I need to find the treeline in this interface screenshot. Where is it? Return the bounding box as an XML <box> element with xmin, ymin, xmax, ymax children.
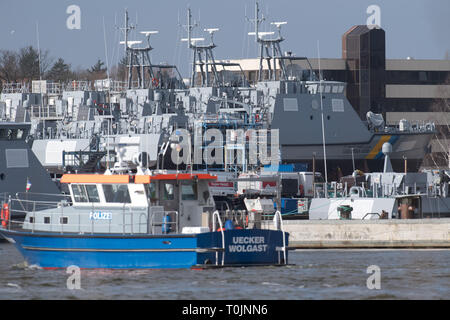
<box><xmin>0</xmin><ymin>46</ymin><xmax>126</xmax><ymax>86</ymax></box>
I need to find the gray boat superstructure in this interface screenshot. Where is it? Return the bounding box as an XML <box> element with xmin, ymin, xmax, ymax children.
<box><xmin>309</xmin><ymin>145</ymin><xmax>450</xmax><ymax>219</ymax></box>
<box><xmin>0</xmin><ymin>10</ymin><xmax>191</xmax><ymax>174</ymax></box>
<box><xmin>239</xmin><ymin>2</ymin><xmax>435</xmax><ymax>176</ymax></box>
<box><xmin>0</xmin><ymin>4</ymin><xmax>437</xmax><ymax>178</ymax></box>
<box><xmin>0</xmin><ymin>122</ymin><xmax>64</xmax><ymax>219</ymax></box>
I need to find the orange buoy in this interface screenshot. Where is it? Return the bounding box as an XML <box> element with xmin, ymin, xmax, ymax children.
<box><xmin>1</xmin><ymin>203</ymin><xmax>10</xmax><ymax>228</ymax></box>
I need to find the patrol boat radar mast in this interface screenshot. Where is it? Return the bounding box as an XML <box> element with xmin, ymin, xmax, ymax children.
<box><xmin>248</xmin><ymin>1</ymin><xmax>315</xmax><ymax>82</ymax></box>
<box><xmin>181</xmin><ymin>8</ymin><xmax>224</xmax><ymax>87</ymax></box>
<box><xmin>119</xmin><ymin>9</ymin><xmax>157</xmax><ymax>89</ymax></box>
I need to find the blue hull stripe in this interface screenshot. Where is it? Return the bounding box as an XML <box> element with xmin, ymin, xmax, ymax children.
<box><xmin>22</xmin><ymin>246</ymin><xmax>214</xmax><ymax>253</ymax></box>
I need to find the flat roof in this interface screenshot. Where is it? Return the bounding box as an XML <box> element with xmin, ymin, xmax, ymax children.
<box><xmin>386</xmin><ymin>59</ymin><xmax>450</xmax><ymax>71</ymax></box>
<box><xmin>221</xmin><ymin>57</ymin><xmax>450</xmax><ymax>72</ymax></box>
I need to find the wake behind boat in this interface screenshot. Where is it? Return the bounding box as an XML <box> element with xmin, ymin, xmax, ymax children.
<box><xmin>0</xmin><ymin>169</ymin><xmax>288</xmax><ymax>269</ymax></box>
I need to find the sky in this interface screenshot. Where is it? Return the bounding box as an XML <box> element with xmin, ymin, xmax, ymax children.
<box><xmin>0</xmin><ymin>0</ymin><xmax>449</xmax><ymax>77</ymax></box>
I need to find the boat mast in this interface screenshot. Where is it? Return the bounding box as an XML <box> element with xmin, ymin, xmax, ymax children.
<box><xmin>119</xmin><ymin>9</ymin><xmax>157</xmax><ymax>89</ymax></box>
<box><xmin>248</xmin><ymin>1</ymin><xmax>287</xmax><ymax>81</ymax></box>
<box><xmin>317</xmin><ymin>41</ymin><xmax>328</xmax><ymax>184</ymax></box>
<box><xmin>182</xmin><ymin>8</ymin><xmax>220</xmax><ymax>87</ymax></box>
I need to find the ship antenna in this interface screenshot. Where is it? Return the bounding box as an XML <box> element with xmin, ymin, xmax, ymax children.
<box><xmin>246</xmin><ymin>1</ymin><xmax>265</xmax><ymax>43</ymax></box>
<box><xmin>36</xmin><ymin>21</ymin><xmax>42</xmax><ymax>82</ymax></box>
<box><xmin>118</xmin><ymin>9</ymin><xmax>135</xmax><ymax>55</ymax></box>
<box><xmin>317</xmin><ymin>40</ymin><xmax>328</xmax><ymax>184</ymax></box>
<box><xmin>36</xmin><ymin>21</ymin><xmax>44</xmax><ymax>137</ymax></box>
<box><xmin>103</xmin><ymin>16</ymin><xmax>112</xmax><ymax>171</ymax></box>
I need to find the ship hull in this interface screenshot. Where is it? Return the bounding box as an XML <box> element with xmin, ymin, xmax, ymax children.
<box><xmin>0</xmin><ymin>229</ymin><xmax>288</xmax><ymax>269</ymax></box>
<box><xmin>280</xmin><ymin>132</ymin><xmax>433</xmax><ymax>176</ymax></box>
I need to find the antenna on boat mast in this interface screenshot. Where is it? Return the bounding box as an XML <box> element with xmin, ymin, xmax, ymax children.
<box><xmin>247</xmin><ymin>1</ymin><xmax>287</xmax><ymax>81</ymax></box>
<box><xmin>246</xmin><ymin>0</ymin><xmax>265</xmax><ymax>43</ymax></box>
<box><xmin>118</xmin><ymin>9</ymin><xmax>135</xmax><ymax>54</ymax></box>
<box><xmin>118</xmin><ymin>9</ymin><xmax>156</xmax><ymax>89</ymax></box>
<box><xmin>317</xmin><ymin>40</ymin><xmax>328</xmax><ymax>184</ymax></box>
<box><xmin>103</xmin><ymin>16</ymin><xmax>112</xmax><ymax>172</ymax></box>
<box><xmin>181</xmin><ymin>7</ymin><xmax>222</xmax><ymax>87</ymax></box>
<box><xmin>35</xmin><ymin>21</ymin><xmax>45</xmax><ymax>137</ymax></box>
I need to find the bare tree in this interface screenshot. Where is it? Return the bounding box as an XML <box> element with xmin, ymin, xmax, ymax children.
<box><xmin>0</xmin><ymin>50</ymin><xmax>20</xmax><ymax>83</ymax></box>
<box><xmin>429</xmin><ymin>68</ymin><xmax>450</xmax><ymax>168</ymax></box>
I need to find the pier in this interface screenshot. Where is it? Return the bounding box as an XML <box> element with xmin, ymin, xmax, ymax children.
<box><xmin>265</xmin><ymin>218</ymin><xmax>450</xmax><ymax>249</ymax></box>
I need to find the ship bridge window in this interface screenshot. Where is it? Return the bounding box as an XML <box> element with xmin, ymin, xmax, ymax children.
<box><xmin>71</xmin><ymin>184</ymin><xmax>88</xmax><ymax>203</ymax></box>
<box><xmin>85</xmin><ymin>185</ymin><xmax>100</xmax><ymax>202</ymax></box>
<box><xmin>181</xmin><ymin>182</ymin><xmax>197</xmax><ymax>201</ymax></box>
<box><xmin>147</xmin><ymin>182</ymin><xmax>157</xmax><ymax>200</ymax></box>
<box><xmin>103</xmin><ymin>184</ymin><xmax>131</xmax><ymax>203</ymax></box>
<box><xmin>16</xmin><ymin>129</ymin><xmax>24</xmax><ymax>140</ymax></box>
<box><xmin>163</xmin><ymin>183</ymin><xmax>175</xmax><ymax>201</ymax></box>
<box><xmin>0</xmin><ymin>129</ymin><xmax>18</xmax><ymax>140</ymax></box>
<box><xmin>283</xmin><ymin>98</ymin><xmax>298</xmax><ymax>111</ymax></box>
<box><xmin>308</xmin><ymin>84</ymin><xmax>318</xmax><ymax>94</ymax></box>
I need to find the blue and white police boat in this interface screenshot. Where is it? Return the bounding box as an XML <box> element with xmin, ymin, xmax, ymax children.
<box><xmin>0</xmin><ymin>171</ymin><xmax>288</xmax><ymax>269</ymax></box>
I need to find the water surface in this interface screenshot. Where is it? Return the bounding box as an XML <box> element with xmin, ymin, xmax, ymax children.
<box><xmin>0</xmin><ymin>242</ymin><xmax>448</xmax><ymax>300</ymax></box>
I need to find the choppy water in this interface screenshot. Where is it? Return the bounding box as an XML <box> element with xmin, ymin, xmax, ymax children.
<box><xmin>0</xmin><ymin>242</ymin><xmax>448</xmax><ymax>300</ymax></box>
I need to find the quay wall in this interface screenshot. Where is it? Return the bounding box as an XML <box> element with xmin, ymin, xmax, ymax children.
<box><xmin>264</xmin><ymin>219</ymin><xmax>450</xmax><ymax>249</ymax></box>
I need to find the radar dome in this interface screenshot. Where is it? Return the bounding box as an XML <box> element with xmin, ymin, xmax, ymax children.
<box><xmin>382</xmin><ymin>142</ymin><xmax>392</xmax><ymax>155</ymax></box>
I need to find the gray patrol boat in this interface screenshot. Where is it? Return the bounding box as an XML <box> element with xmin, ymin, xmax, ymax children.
<box><xmin>0</xmin><ymin>4</ymin><xmax>436</xmax><ymax>179</ymax></box>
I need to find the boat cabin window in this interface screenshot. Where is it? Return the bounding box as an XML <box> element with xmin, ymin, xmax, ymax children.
<box><xmin>85</xmin><ymin>185</ymin><xmax>100</xmax><ymax>202</ymax></box>
<box><xmin>71</xmin><ymin>184</ymin><xmax>100</xmax><ymax>203</ymax></box>
<box><xmin>148</xmin><ymin>182</ymin><xmax>157</xmax><ymax>200</ymax></box>
<box><xmin>0</xmin><ymin>128</ymin><xmax>27</xmax><ymax>140</ymax></box>
<box><xmin>163</xmin><ymin>183</ymin><xmax>175</xmax><ymax>201</ymax></box>
<box><xmin>181</xmin><ymin>182</ymin><xmax>197</xmax><ymax>201</ymax></box>
<box><xmin>71</xmin><ymin>184</ymin><xmax>89</xmax><ymax>203</ymax></box>
<box><xmin>315</xmin><ymin>175</ymin><xmax>325</xmax><ymax>183</ymax></box>
<box><xmin>103</xmin><ymin>184</ymin><xmax>131</xmax><ymax>203</ymax></box>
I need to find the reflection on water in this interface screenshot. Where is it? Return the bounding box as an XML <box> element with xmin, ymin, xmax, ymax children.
<box><xmin>0</xmin><ymin>243</ymin><xmax>448</xmax><ymax>300</ymax></box>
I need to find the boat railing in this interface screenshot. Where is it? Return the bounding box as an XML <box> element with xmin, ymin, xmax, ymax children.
<box><xmin>212</xmin><ymin>210</ymin><xmax>225</xmax><ymax>266</ymax></box>
<box><xmin>30</xmin><ymin>104</ymin><xmax>61</xmax><ymax>120</ymax></box>
<box><xmin>148</xmin><ymin>207</ymin><xmax>179</xmax><ymax>235</ymax></box>
<box><xmin>313</xmin><ymin>182</ymin><xmax>371</xmax><ymax>199</ymax></box>
<box><xmin>273</xmin><ymin>210</ymin><xmax>287</xmax><ymax>264</ymax></box>
<box><xmin>0</xmin><ymin>197</ymin><xmax>181</xmax><ymax>236</ymax></box>
<box><xmin>1</xmin><ymin>196</ymin><xmax>70</xmax><ymax>232</ymax></box>
<box><xmin>1</xmin><ymin>82</ymin><xmax>30</xmax><ymax>93</ymax></box>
